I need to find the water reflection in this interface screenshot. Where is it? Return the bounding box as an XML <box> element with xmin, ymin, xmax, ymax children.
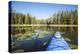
<box><xmin>11</xmin><ymin>26</ymin><xmax>78</xmax><ymax>49</ymax></box>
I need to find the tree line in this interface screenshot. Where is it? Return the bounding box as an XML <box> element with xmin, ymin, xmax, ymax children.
<box><xmin>10</xmin><ymin>9</ymin><xmax>78</xmax><ymax>25</ymax></box>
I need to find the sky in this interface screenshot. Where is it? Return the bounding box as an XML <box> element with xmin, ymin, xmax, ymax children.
<box><xmin>10</xmin><ymin>1</ymin><xmax>78</xmax><ymax>19</ymax></box>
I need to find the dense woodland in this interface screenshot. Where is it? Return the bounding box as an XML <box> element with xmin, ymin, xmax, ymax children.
<box><xmin>10</xmin><ymin>9</ymin><xmax>78</xmax><ymax>25</ymax></box>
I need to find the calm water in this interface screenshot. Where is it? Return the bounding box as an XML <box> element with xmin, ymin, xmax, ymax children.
<box><xmin>11</xmin><ymin>26</ymin><xmax>78</xmax><ymax>50</ymax></box>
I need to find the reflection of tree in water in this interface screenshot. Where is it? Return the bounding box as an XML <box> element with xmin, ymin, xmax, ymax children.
<box><xmin>10</xmin><ymin>9</ymin><xmax>78</xmax><ymax>51</ymax></box>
